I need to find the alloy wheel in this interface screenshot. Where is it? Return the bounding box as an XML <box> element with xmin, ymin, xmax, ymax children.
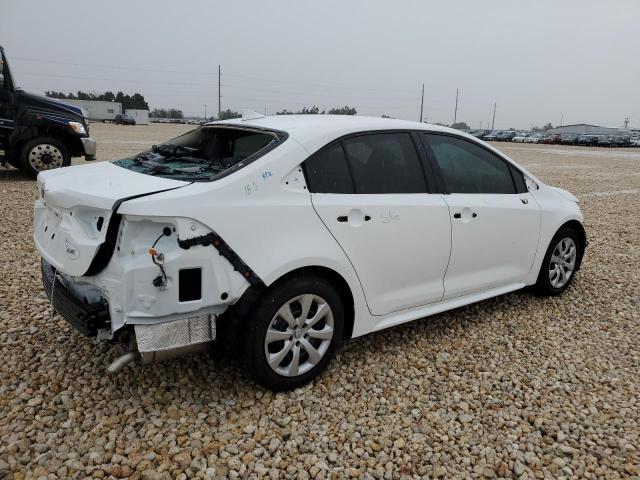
<box><xmin>549</xmin><ymin>237</ymin><xmax>577</xmax><ymax>288</ymax></box>
<box><xmin>264</xmin><ymin>294</ymin><xmax>334</xmax><ymax>377</ymax></box>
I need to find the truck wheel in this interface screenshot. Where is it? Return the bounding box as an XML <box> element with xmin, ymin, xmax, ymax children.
<box><xmin>20</xmin><ymin>137</ymin><xmax>71</xmax><ymax>177</ymax></box>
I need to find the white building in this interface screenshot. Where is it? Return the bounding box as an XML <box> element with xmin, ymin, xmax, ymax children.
<box><xmin>125</xmin><ymin>109</ymin><xmax>150</xmax><ymax>125</ymax></box>
<box><xmin>60</xmin><ymin>99</ymin><xmax>122</xmax><ymax>121</ymax></box>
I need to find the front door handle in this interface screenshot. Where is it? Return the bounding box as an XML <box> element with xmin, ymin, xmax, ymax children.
<box><xmin>337</xmin><ymin>215</ymin><xmax>348</xmax><ymax>222</ymax></box>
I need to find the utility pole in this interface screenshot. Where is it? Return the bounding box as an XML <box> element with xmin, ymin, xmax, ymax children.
<box><xmin>624</xmin><ymin>116</ymin><xmax>630</xmax><ymax>129</ymax></box>
<box><xmin>204</xmin><ymin>104</ymin><xmax>207</xmax><ymax>121</ymax></box>
<box><xmin>560</xmin><ymin>114</ymin><xmax>564</xmax><ymax>126</ymax></box>
<box><xmin>419</xmin><ymin>84</ymin><xmax>424</xmax><ymax>122</ymax></box>
<box><xmin>491</xmin><ymin>102</ymin><xmax>496</xmax><ymax>130</ymax></box>
<box><xmin>453</xmin><ymin>88</ymin><xmax>459</xmax><ymax>126</ymax></box>
<box><xmin>218</xmin><ymin>65</ymin><xmax>221</xmax><ymax>119</ymax></box>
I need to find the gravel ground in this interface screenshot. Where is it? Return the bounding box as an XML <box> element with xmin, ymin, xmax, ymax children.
<box><xmin>1</xmin><ymin>124</ymin><xmax>639</xmax><ymax>479</ymax></box>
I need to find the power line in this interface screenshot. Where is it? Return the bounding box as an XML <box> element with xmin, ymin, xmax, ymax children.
<box><xmin>218</xmin><ymin>94</ymin><xmax>410</xmax><ymax>110</ymax></box>
<box><xmin>18</xmin><ymin>83</ymin><xmax>411</xmax><ymax>110</ymax></box>
<box><xmin>17</xmin><ymin>72</ymin><xmax>418</xmax><ymax>103</ymax></box>
<box><xmin>221</xmin><ymin>83</ymin><xmax>417</xmax><ymax>101</ymax></box>
<box><xmin>11</xmin><ymin>56</ymin><xmax>218</xmax><ymax>76</ymax></box>
<box><xmin>17</xmin><ymin>71</ymin><xmax>215</xmax><ymax>87</ymax></box>
<box><xmin>11</xmin><ymin>56</ymin><xmax>416</xmax><ymax>94</ymax></box>
<box><xmin>223</xmin><ymin>72</ymin><xmax>415</xmax><ymax>93</ymax></box>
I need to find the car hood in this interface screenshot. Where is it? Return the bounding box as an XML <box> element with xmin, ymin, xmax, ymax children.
<box><xmin>550</xmin><ymin>186</ymin><xmax>579</xmax><ymax>203</ymax></box>
<box><xmin>15</xmin><ymin>90</ymin><xmax>85</xmax><ymax>119</ymax></box>
<box><xmin>34</xmin><ymin>162</ymin><xmax>190</xmax><ymax>276</ymax></box>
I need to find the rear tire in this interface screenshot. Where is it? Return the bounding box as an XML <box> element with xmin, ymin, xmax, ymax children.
<box><xmin>20</xmin><ymin>137</ymin><xmax>71</xmax><ymax>177</ymax></box>
<box><xmin>534</xmin><ymin>226</ymin><xmax>583</xmax><ymax>296</ymax></box>
<box><xmin>244</xmin><ymin>275</ymin><xmax>344</xmax><ymax>391</ymax></box>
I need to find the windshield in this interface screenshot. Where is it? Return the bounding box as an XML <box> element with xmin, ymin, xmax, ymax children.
<box><xmin>112</xmin><ymin>125</ymin><xmax>285</xmax><ymax>181</ymax></box>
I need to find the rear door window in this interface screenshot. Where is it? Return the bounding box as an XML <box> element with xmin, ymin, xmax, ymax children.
<box><xmin>342</xmin><ymin>133</ymin><xmax>427</xmax><ymax>194</ymax></box>
<box><xmin>304</xmin><ymin>144</ymin><xmax>354</xmax><ymax>194</ymax></box>
<box><xmin>422</xmin><ymin>134</ymin><xmax>516</xmax><ymax>194</ymax></box>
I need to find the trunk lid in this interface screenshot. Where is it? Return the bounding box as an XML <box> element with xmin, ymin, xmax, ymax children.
<box><xmin>34</xmin><ymin>162</ymin><xmax>189</xmax><ymax>276</ymax></box>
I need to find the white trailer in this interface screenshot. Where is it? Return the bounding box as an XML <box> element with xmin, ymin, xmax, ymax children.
<box><xmin>125</xmin><ymin>109</ymin><xmax>149</xmax><ymax>125</ymax></box>
<box><xmin>61</xmin><ymin>99</ymin><xmax>122</xmax><ymax>121</ymax></box>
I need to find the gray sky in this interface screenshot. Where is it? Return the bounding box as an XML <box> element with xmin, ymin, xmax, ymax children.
<box><xmin>2</xmin><ymin>0</ymin><xmax>639</xmax><ymax>129</ymax></box>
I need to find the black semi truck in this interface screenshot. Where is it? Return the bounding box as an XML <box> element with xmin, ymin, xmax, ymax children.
<box><xmin>0</xmin><ymin>46</ymin><xmax>96</xmax><ymax>176</ymax></box>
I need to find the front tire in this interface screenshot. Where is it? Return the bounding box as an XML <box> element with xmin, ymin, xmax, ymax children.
<box><xmin>534</xmin><ymin>227</ymin><xmax>583</xmax><ymax>296</ymax></box>
<box><xmin>244</xmin><ymin>275</ymin><xmax>344</xmax><ymax>391</ymax></box>
<box><xmin>21</xmin><ymin>137</ymin><xmax>71</xmax><ymax>177</ymax></box>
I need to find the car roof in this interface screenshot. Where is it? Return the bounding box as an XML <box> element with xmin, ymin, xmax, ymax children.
<box><xmin>207</xmin><ymin>114</ymin><xmax>463</xmax><ymax>154</ymax></box>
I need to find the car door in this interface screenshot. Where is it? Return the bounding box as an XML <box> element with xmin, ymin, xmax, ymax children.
<box><xmin>421</xmin><ymin>133</ymin><xmax>541</xmax><ymax>299</ymax></box>
<box><xmin>304</xmin><ymin>132</ymin><xmax>451</xmax><ymax>316</ymax></box>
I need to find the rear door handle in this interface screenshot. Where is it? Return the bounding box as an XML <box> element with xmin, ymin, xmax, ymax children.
<box><xmin>337</xmin><ymin>214</ymin><xmax>371</xmax><ymax>223</ymax></box>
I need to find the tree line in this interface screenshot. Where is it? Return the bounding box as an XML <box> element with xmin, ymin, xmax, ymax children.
<box><xmin>149</xmin><ymin>108</ymin><xmax>184</xmax><ymax>119</ymax></box>
<box><xmin>45</xmin><ymin>90</ymin><xmax>149</xmax><ymax>110</ymax></box>
<box><xmin>43</xmin><ymin>92</ymin><xmax>359</xmax><ymax>120</ymax></box>
<box><xmin>275</xmin><ymin>106</ymin><xmax>357</xmax><ymax>115</ymax></box>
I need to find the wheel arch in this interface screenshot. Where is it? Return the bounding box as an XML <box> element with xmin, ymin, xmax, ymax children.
<box><xmin>266</xmin><ymin>265</ymin><xmax>356</xmax><ymax>339</ymax></box>
<box><xmin>15</xmin><ymin>125</ymin><xmax>83</xmax><ymax>159</ymax></box>
<box><xmin>557</xmin><ymin>219</ymin><xmax>587</xmax><ymax>270</ymax></box>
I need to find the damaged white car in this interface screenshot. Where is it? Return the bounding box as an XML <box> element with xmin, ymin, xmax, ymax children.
<box><xmin>35</xmin><ymin>113</ymin><xmax>586</xmax><ymax>390</ymax></box>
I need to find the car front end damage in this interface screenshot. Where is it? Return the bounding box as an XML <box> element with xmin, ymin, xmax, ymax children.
<box><xmin>34</xmin><ymin>165</ymin><xmax>255</xmax><ymax>371</ymax></box>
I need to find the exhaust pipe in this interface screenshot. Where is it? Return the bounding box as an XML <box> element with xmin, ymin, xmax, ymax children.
<box><xmin>107</xmin><ymin>351</ymin><xmax>137</xmax><ymax>373</ymax></box>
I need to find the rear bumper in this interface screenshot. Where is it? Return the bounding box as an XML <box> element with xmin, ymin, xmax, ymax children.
<box><xmin>80</xmin><ymin>136</ymin><xmax>97</xmax><ymax>160</ymax></box>
<box><xmin>41</xmin><ymin>259</ymin><xmax>110</xmax><ymax>336</ymax></box>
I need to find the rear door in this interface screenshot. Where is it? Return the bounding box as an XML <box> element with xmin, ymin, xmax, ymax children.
<box><xmin>421</xmin><ymin>133</ymin><xmax>541</xmax><ymax>299</ymax></box>
<box><xmin>305</xmin><ymin>132</ymin><xmax>451</xmax><ymax>316</ymax></box>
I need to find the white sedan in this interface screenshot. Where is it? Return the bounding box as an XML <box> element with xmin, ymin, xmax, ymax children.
<box><xmin>34</xmin><ymin>114</ymin><xmax>586</xmax><ymax>390</ymax></box>
<box><xmin>524</xmin><ymin>133</ymin><xmax>542</xmax><ymax>143</ymax></box>
<box><xmin>512</xmin><ymin>133</ymin><xmax>530</xmax><ymax>142</ymax></box>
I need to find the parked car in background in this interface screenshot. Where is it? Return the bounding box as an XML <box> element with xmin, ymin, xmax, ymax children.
<box><xmin>560</xmin><ymin>134</ymin><xmax>579</xmax><ymax>145</ymax></box>
<box><xmin>618</xmin><ymin>136</ymin><xmax>631</xmax><ymax>148</ymax></box>
<box><xmin>115</xmin><ymin>113</ymin><xmax>136</xmax><ymax>125</ymax></box>
<box><xmin>524</xmin><ymin>133</ymin><xmax>542</xmax><ymax>143</ymax></box>
<box><xmin>630</xmin><ymin>137</ymin><xmax>640</xmax><ymax>147</ymax></box>
<box><xmin>34</xmin><ymin>114</ymin><xmax>586</xmax><ymax>390</ymax></box>
<box><xmin>597</xmin><ymin>136</ymin><xmax>611</xmax><ymax>147</ymax></box>
<box><xmin>577</xmin><ymin>135</ymin><xmax>598</xmax><ymax>146</ymax></box>
<box><xmin>502</xmin><ymin>131</ymin><xmax>518</xmax><ymax>141</ymax></box>
<box><xmin>512</xmin><ymin>133</ymin><xmax>530</xmax><ymax>143</ymax></box>
<box><xmin>484</xmin><ymin>131</ymin><xmax>500</xmax><ymax>141</ymax></box>
<box><xmin>541</xmin><ymin>134</ymin><xmax>561</xmax><ymax>144</ymax></box>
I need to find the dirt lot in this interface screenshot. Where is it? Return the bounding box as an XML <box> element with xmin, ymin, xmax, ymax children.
<box><xmin>1</xmin><ymin>124</ymin><xmax>638</xmax><ymax>479</ymax></box>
